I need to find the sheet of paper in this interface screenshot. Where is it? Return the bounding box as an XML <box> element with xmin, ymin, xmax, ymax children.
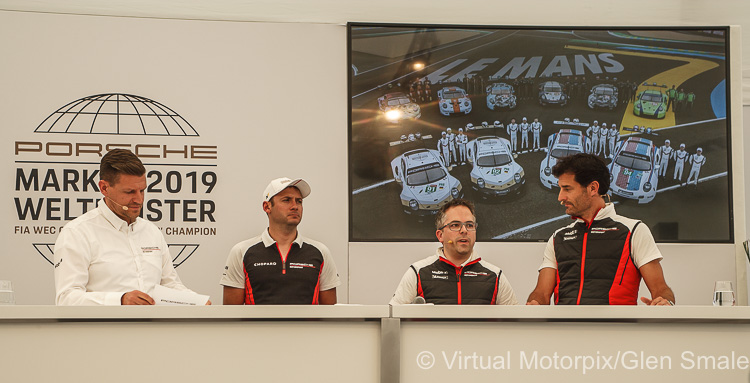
<box><xmin>152</xmin><ymin>285</ymin><xmax>209</xmax><ymax>306</ymax></box>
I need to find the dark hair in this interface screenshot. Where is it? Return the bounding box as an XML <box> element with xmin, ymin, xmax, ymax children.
<box><xmin>100</xmin><ymin>149</ymin><xmax>146</xmax><ymax>185</ymax></box>
<box><xmin>435</xmin><ymin>198</ymin><xmax>475</xmax><ymax>229</ymax></box>
<box><xmin>551</xmin><ymin>153</ymin><xmax>610</xmax><ymax>195</ymax></box>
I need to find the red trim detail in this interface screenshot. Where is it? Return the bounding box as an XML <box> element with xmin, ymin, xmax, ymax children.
<box><xmin>243</xmin><ymin>267</ymin><xmax>255</xmax><ymax>305</ymax></box>
<box><xmin>416</xmin><ymin>272</ymin><xmax>424</xmax><ymax>298</ymax></box>
<box><xmin>312</xmin><ymin>259</ymin><xmax>323</xmax><ymax>305</ymax></box>
<box><xmin>576</xmin><ymin>232</ymin><xmax>589</xmax><ymax>305</ymax></box>
<box><xmin>608</xmin><ymin>231</ymin><xmax>641</xmax><ymax>305</ymax></box>
<box><xmin>554</xmin><ymin>270</ymin><xmax>560</xmax><ymax>305</ymax></box>
<box><xmin>491</xmin><ymin>275</ymin><xmax>499</xmax><ymax>305</ymax></box>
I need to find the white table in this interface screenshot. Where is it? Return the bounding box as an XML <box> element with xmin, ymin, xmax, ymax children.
<box><xmin>0</xmin><ymin>305</ymin><xmax>389</xmax><ymax>383</ymax></box>
<box><xmin>393</xmin><ymin>305</ymin><xmax>750</xmax><ymax>383</ymax></box>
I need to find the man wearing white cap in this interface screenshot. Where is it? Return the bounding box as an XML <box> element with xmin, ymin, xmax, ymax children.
<box><xmin>221</xmin><ymin>177</ymin><xmax>341</xmax><ymax>304</ymax></box>
<box><xmin>686</xmin><ymin>148</ymin><xmax>706</xmax><ymax>186</ymax></box>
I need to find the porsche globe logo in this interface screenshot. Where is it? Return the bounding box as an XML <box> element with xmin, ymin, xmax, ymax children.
<box><xmin>35</xmin><ymin>93</ymin><xmax>199</xmax><ymax>136</ymax></box>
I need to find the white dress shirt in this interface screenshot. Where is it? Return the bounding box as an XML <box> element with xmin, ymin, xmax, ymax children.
<box><xmin>54</xmin><ymin>199</ymin><xmax>191</xmax><ymax>305</ymax></box>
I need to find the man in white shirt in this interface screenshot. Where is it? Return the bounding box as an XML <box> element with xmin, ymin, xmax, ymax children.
<box><xmin>54</xmin><ymin>149</ymin><xmax>208</xmax><ymax>305</ymax></box>
<box><xmin>390</xmin><ymin>198</ymin><xmax>518</xmax><ymax>305</ymax></box>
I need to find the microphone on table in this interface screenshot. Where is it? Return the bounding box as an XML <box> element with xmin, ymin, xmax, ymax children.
<box><xmin>411</xmin><ymin>296</ymin><xmax>426</xmax><ymax>304</ymax></box>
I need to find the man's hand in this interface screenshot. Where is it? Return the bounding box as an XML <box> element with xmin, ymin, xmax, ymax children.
<box><xmin>121</xmin><ymin>290</ymin><xmax>155</xmax><ymax>305</ymax></box>
<box><xmin>640</xmin><ymin>296</ymin><xmax>673</xmax><ymax>306</ymax></box>
<box><xmin>526</xmin><ymin>300</ymin><xmax>541</xmax><ymax>305</ymax></box>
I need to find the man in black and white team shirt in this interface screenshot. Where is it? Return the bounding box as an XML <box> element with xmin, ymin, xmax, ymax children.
<box><xmin>221</xmin><ymin>177</ymin><xmax>340</xmax><ymax>304</ymax></box>
<box><xmin>390</xmin><ymin>198</ymin><xmax>517</xmax><ymax>305</ymax></box>
<box><xmin>527</xmin><ymin>154</ymin><xmax>674</xmax><ymax>306</ymax></box>
<box><xmin>54</xmin><ymin>149</ymin><xmax>208</xmax><ymax>305</ymax></box>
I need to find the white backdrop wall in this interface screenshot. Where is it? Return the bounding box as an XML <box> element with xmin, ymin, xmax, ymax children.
<box><xmin>0</xmin><ymin>2</ymin><xmax>748</xmax><ymax>305</ymax></box>
<box><xmin>0</xmin><ymin>11</ymin><xmax>348</xmax><ymax>304</ymax></box>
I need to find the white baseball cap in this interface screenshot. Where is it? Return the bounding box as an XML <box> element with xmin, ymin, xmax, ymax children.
<box><xmin>263</xmin><ymin>177</ymin><xmax>311</xmax><ymax>202</ymax></box>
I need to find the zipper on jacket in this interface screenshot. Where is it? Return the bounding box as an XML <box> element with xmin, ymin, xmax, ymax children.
<box><xmin>276</xmin><ymin>243</ymin><xmax>293</xmax><ymax>275</ymax></box>
<box><xmin>576</xmin><ymin>219</ymin><xmax>595</xmax><ymax>305</ymax></box>
<box><xmin>456</xmin><ymin>266</ymin><xmax>463</xmax><ymax>305</ymax></box>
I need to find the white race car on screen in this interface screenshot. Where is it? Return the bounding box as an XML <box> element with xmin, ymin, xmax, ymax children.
<box><xmin>391</xmin><ymin>149</ymin><xmax>462</xmax><ymax>215</ymax></box>
<box><xmin>467</xmin><ymin>136</ymin><xmax>525</xmax><ymax>196</ymax></box>
<box><xmin>377</xmin><ymin>92</ymin><xmax>421</xmax><ymax>123</ymax></box>
<box><xmin>608</xmin><ymin>137</ymin><xmax>659</xmax><ymax>204</ymax></box>
<box><xmin>539</xmin><ymin>129</ymin><xmax>591</xmax><ymax>189</ymax></box>
<box><xmin>587</xmin><ymin>84</ymin><xmax>618</xmax><ymax>110</ymax></box>
<box><xmin>538</xmin><ymin>81</ymin><xmax>568</xmax><ymax>106</ymax></box>
<box><xmin>438</xmin><ymin>87</ymin><xmax>472</xmax><ymax>116</ymax></box>
<box><xmin>485</xmin><ymin>82</ymin><xmax>517</xmax><ymax>110</ymax></box>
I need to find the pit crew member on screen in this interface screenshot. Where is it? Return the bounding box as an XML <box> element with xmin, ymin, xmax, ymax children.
<box><xmin>586</xmin><ymin>120</ymin><xmax>601</xmax><ymax>156</ymax></box>
<box><xmin>438</xmin><ymin>131</ymin><xmax>451</xmax><ymax>166</ymax></box>
<box><xmin>657</xmin><ymin>140</ymin><xmax>674</xmax><ymax>178</ymax></box>
<box><xmin>457</xmin><ymin>127</ymin><xmax>468</xmax><ymax>165</ymax></box>
<box><xmin>54</xmin><ymin>149</ymin><xmax>209</xmax><ymax>306</ymax></box>
<box><xmin>526</xmin><ymin>154</ymin><xmax>674</xmax><ymax>306</ymax></box>
<box><xmin>506</xmin><ymin>118</ymin><xmax>519</xmax><ymax>152</ymax></box>
<box><xmin>673</xmin><ymin>143</ymin><xmax>689</xmax><ymax>182</ymax></box>
<box><xmin>598</xmin><ymin>123</ymin><xmax>608</xmax><ymax>156</ymax></box>
<box><xmin>686</xmin><ymin>147</ymin><xmax>707</xmax><ymax>186</ymax></box>
<box><xmin>531</xmin><ymin>118</ymin><xmax>543</xmax><ymax>150</ymax></box>
<box><xmin>221</xmin><ymin>177</ymin><xmax>341</xmax><ymax>304</ymax></box>
<box><xmin>520</xmin><ymin>117</ymin><xmax>530</xmax><ymax>150</ymax></box>
<box><xmin>447</xmin><ymin>128</ymin><xmax>457</xmax><ymax>165</ymax></box>
<box><xmin>390</xmin><ymin>199</ymin><xmax>518</xmax><ymax>305</ymax></box>
<box><xmin>606</xmin><ymin>123</ymin><xmax>619</xmax><ymax>159</ymax></box>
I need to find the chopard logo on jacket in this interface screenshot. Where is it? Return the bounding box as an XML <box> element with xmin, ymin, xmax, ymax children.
<box><xmin>253</xmin><ymin>262</ymin><xmax>277</xmax><ymax>267</ymax></box>
<box><xmin>141</xmin><ymin>246</ymin><xmax>160</xmax><ymax>253</ymax></box>
<box><xmin>463</xmin><ymin>271</ymin><xmax>489</xmax><ymax>277</ymax></box>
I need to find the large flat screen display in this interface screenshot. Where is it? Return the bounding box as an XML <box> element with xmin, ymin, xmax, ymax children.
<box><xmin>349</xmin><ymin>24</ymin><xmax>732</xmax><ymax>243</ymax></box>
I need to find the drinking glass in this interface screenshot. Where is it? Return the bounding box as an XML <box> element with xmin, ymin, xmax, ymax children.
<box><xmin>712</xmin><ymin>281</ymin><xmax>735</xmax><ymax>306</ymax></box>
<box><xmin>0</xmin><ymin>280</ymin><xmax>14</xmax><ymax>305</ymax></box>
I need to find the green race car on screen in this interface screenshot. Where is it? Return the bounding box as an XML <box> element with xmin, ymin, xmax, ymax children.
<box><xmin>633</xmin><ymin>89</ymin><xmax>667</xmax><ymax>119</ymax></box>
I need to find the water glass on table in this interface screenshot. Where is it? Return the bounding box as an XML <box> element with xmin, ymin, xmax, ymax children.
<box><xmin>0</xmin><ymin>280</ymin><xmax>14</xmax><ymax>305</ymax></box>
<box><xmin>712</xmin><ymin>281</ymin><xmax>735</xmax><ymax>307</ymax></box>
